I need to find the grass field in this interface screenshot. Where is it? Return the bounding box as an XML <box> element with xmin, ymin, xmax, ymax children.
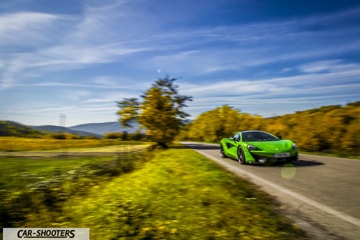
<box><xmin>1</xmin><ymin>145</ymin><xmax>306</xmax><ymax>240</ymax></box>
<box><xmin>0</xmin><ymin>137</ymin><xmax>150</xmax><ymax>151</ymax></box>
<box><xmin>0</xmin><ymin>155</ymin><xmax>114</xmax><ymax>191</ymax></box>
<box><xmin>0</xmin><ymin>139</ymin><xmax>150</xmax><ymax>191</ymax></box>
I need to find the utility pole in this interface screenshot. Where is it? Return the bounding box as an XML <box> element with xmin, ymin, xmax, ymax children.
<box><xmin>59</xmin><ymin>114</ymin><xmax>66</xmax><ymax>132</ymax></box>
<box><xmin>59</xmin><ymin>114</ymin><xmax>67</xmax><ymax>156</ymax></box>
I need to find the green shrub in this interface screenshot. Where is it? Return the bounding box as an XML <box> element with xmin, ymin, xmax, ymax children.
<box><xmin>0</xmin><ymin>151</ymin><xmax>149</xmax><ymax>229</ymax></box>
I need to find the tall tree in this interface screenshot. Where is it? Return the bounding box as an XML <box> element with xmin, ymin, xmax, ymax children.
<box><xmin>117</xmin><ymin>76</ymin><xmax>192</xmax><ymax>148</ymax></box>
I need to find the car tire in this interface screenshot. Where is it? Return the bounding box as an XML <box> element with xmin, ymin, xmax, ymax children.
<box><xmin>220</xmin><ymin>145</ymin><xmax>227</xmax><ymax>158</ymax></box>
<box><xmin>287</xmin><ymin>153</ymin><xmax>298</xmax><ymax>162</ymax></box>
<box><xmin>237</xmin><ymin>147</ymin><xmax>246</xmax><ymax>164</ymax></box>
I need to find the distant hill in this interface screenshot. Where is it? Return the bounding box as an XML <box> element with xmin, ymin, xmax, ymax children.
<box><xmin>70</xmin><ymin>121</ymin><xmax>139</xmax><ymax>135</ymax></box>
<box><xmin>0</xmin><ymin>121</ymin><xmax>44</xmax><ymax>137</ymax></box>
<box><xmin>0</xmin><ymin>120</ymin><xmax>140</xmax><ymax>138</ymax></box>
<box><xmin>32</xmin><ymin>125</ymin><xmax>102</xmax><ymax>138</ymax></box>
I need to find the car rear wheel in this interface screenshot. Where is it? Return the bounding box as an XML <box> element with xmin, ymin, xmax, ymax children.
<box><xmin>220</xmin><ymin>145</ymin><xmax>227</xmax><ymax>158</ymax></box>
<box><xmin>237</xmin><ymin>147</ymin><xmax>246</xmax><ymax>164</ymax></box>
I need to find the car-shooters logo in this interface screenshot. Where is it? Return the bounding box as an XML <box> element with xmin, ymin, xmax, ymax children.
<box><xmin>3</xmin><ymin>228</ymin><xmax>89</xmax><ymax>240</ymax></box>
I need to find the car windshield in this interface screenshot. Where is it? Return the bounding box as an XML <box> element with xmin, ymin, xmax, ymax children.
<box><xmin>242</xmin><ymin>131</ymin><xmax>279</xmax><ymax>142</ymax></box>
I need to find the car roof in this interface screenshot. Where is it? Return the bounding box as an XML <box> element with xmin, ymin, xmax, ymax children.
<box><xmin>240</xmin><ymin>130</ymin><xmax>266</xmax><ymax>134</ymax></box>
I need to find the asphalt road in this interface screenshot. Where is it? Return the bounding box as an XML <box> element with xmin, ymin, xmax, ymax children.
<box><xmin>182</xmin><ymin>142</ymin><xmax>360</xmax><ymax>240</ymax></box>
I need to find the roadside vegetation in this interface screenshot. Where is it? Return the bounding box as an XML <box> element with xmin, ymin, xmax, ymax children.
<box><xmin>0</xmin><ymin>150</ymin><xmax>150</xmax><ymax>237</ymax></box>
<box><xmin>0</xmin><ymin>146</ymin><xmax>306</xmax><ymax>240</ymax></box>
<box><xmin>180</xmin><ymin>101</ymin><xmax>360</xmax><ymax>157</ymax></box>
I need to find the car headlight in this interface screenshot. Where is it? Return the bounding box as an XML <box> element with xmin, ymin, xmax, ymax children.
<box><xmin>248</xmin><ymin>145</ymin><xmax>260</xmax><ymax>151</ymax></box>
<box><xmin>292</xmin><ymin>143</ymin><xmax>297</xmax><ymax>149</ymax></box>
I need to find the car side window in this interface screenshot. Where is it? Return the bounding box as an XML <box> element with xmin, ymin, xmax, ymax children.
<box><xmin>233</xmin><ymin>133</ymin><xmax>240</xmax><ymax>141</ymax></box>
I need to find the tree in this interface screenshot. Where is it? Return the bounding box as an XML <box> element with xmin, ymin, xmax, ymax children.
<box><xmin>117</xmin><ymin>76</ymin><xmax>192</xmax><ymax>148</ymax></box>
<box><xmin>185</xmin><ymin>105</ymin><xmax>262</xmax><ymax>142</ymax></box>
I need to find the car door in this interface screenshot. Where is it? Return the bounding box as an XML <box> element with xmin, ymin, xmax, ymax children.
<box><xmin>226</xmin><ymin>133</ymin><xmax>240</xmax><ymax>158</ymax></box>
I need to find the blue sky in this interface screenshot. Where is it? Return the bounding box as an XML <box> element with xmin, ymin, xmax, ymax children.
<box><xmin>1</xmin><ymin>0</ymin><xmax>360</xmax><ymax>126</ymax></box>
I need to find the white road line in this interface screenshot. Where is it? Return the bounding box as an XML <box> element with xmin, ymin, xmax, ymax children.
<box><xmin>195</xmin><ymin>150</ymin><xmax>360</xmax><ymax>228</ymax></box>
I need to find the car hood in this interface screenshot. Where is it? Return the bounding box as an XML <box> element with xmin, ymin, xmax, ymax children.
<box><xmin>246</xmin><ymin>140</ymin><xmax>293</xmax><ymax>152</ymax></box>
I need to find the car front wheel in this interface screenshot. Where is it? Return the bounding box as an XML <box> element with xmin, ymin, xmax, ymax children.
<box><xmin>237</xmin><ymin>147</ymin><xmax>246</xmax><ymax>164</ymax></box>
<box><xmin>220</xmin><ymin>145</ymin><xmax>227</xmax><ymax>158</ymax></box>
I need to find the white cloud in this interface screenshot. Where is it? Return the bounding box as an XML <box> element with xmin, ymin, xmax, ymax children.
<box><xmin>0</xmin><ymin>12</ymin><xmax>60</xmax><ymax>46</ymax></box>
<box><xmin>142</xmin><ymin>6</ymin><xmax>360</xmax><ymax>74</ymax></box>
<box><xmin>61</xmin><ymin>90</ymin><xmax>92</xmax><ymax>101</ymax></box>
<box><xmin>181</xmin><ymin>64</ymin><xmax>360</xmax><ymax>103</ymax></box>
<box><xmin>298</xmin><ymin>60</ymin><xmax>360</xmax><ymax>74</ymax></box>
<box><xmin>0</xmin><ymin>5</ymin><xmax>151</xmax><ymax>88</ymax></box>
<box><xmin>2</xmin><ymin>2</ymin><xmax>360</xmax><ymax>89</ymax></box>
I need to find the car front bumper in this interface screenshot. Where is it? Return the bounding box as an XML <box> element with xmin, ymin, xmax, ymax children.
<box><xmin>247</xmin><ymin>150</ymin><xmax>298</xmax><ymax>164</ymax></box>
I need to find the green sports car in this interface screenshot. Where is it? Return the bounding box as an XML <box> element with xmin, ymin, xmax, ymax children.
<box><xmin>220</xmin><ymin>130</ymin><xmax>298</xmax><ymax>165</ymax></box>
